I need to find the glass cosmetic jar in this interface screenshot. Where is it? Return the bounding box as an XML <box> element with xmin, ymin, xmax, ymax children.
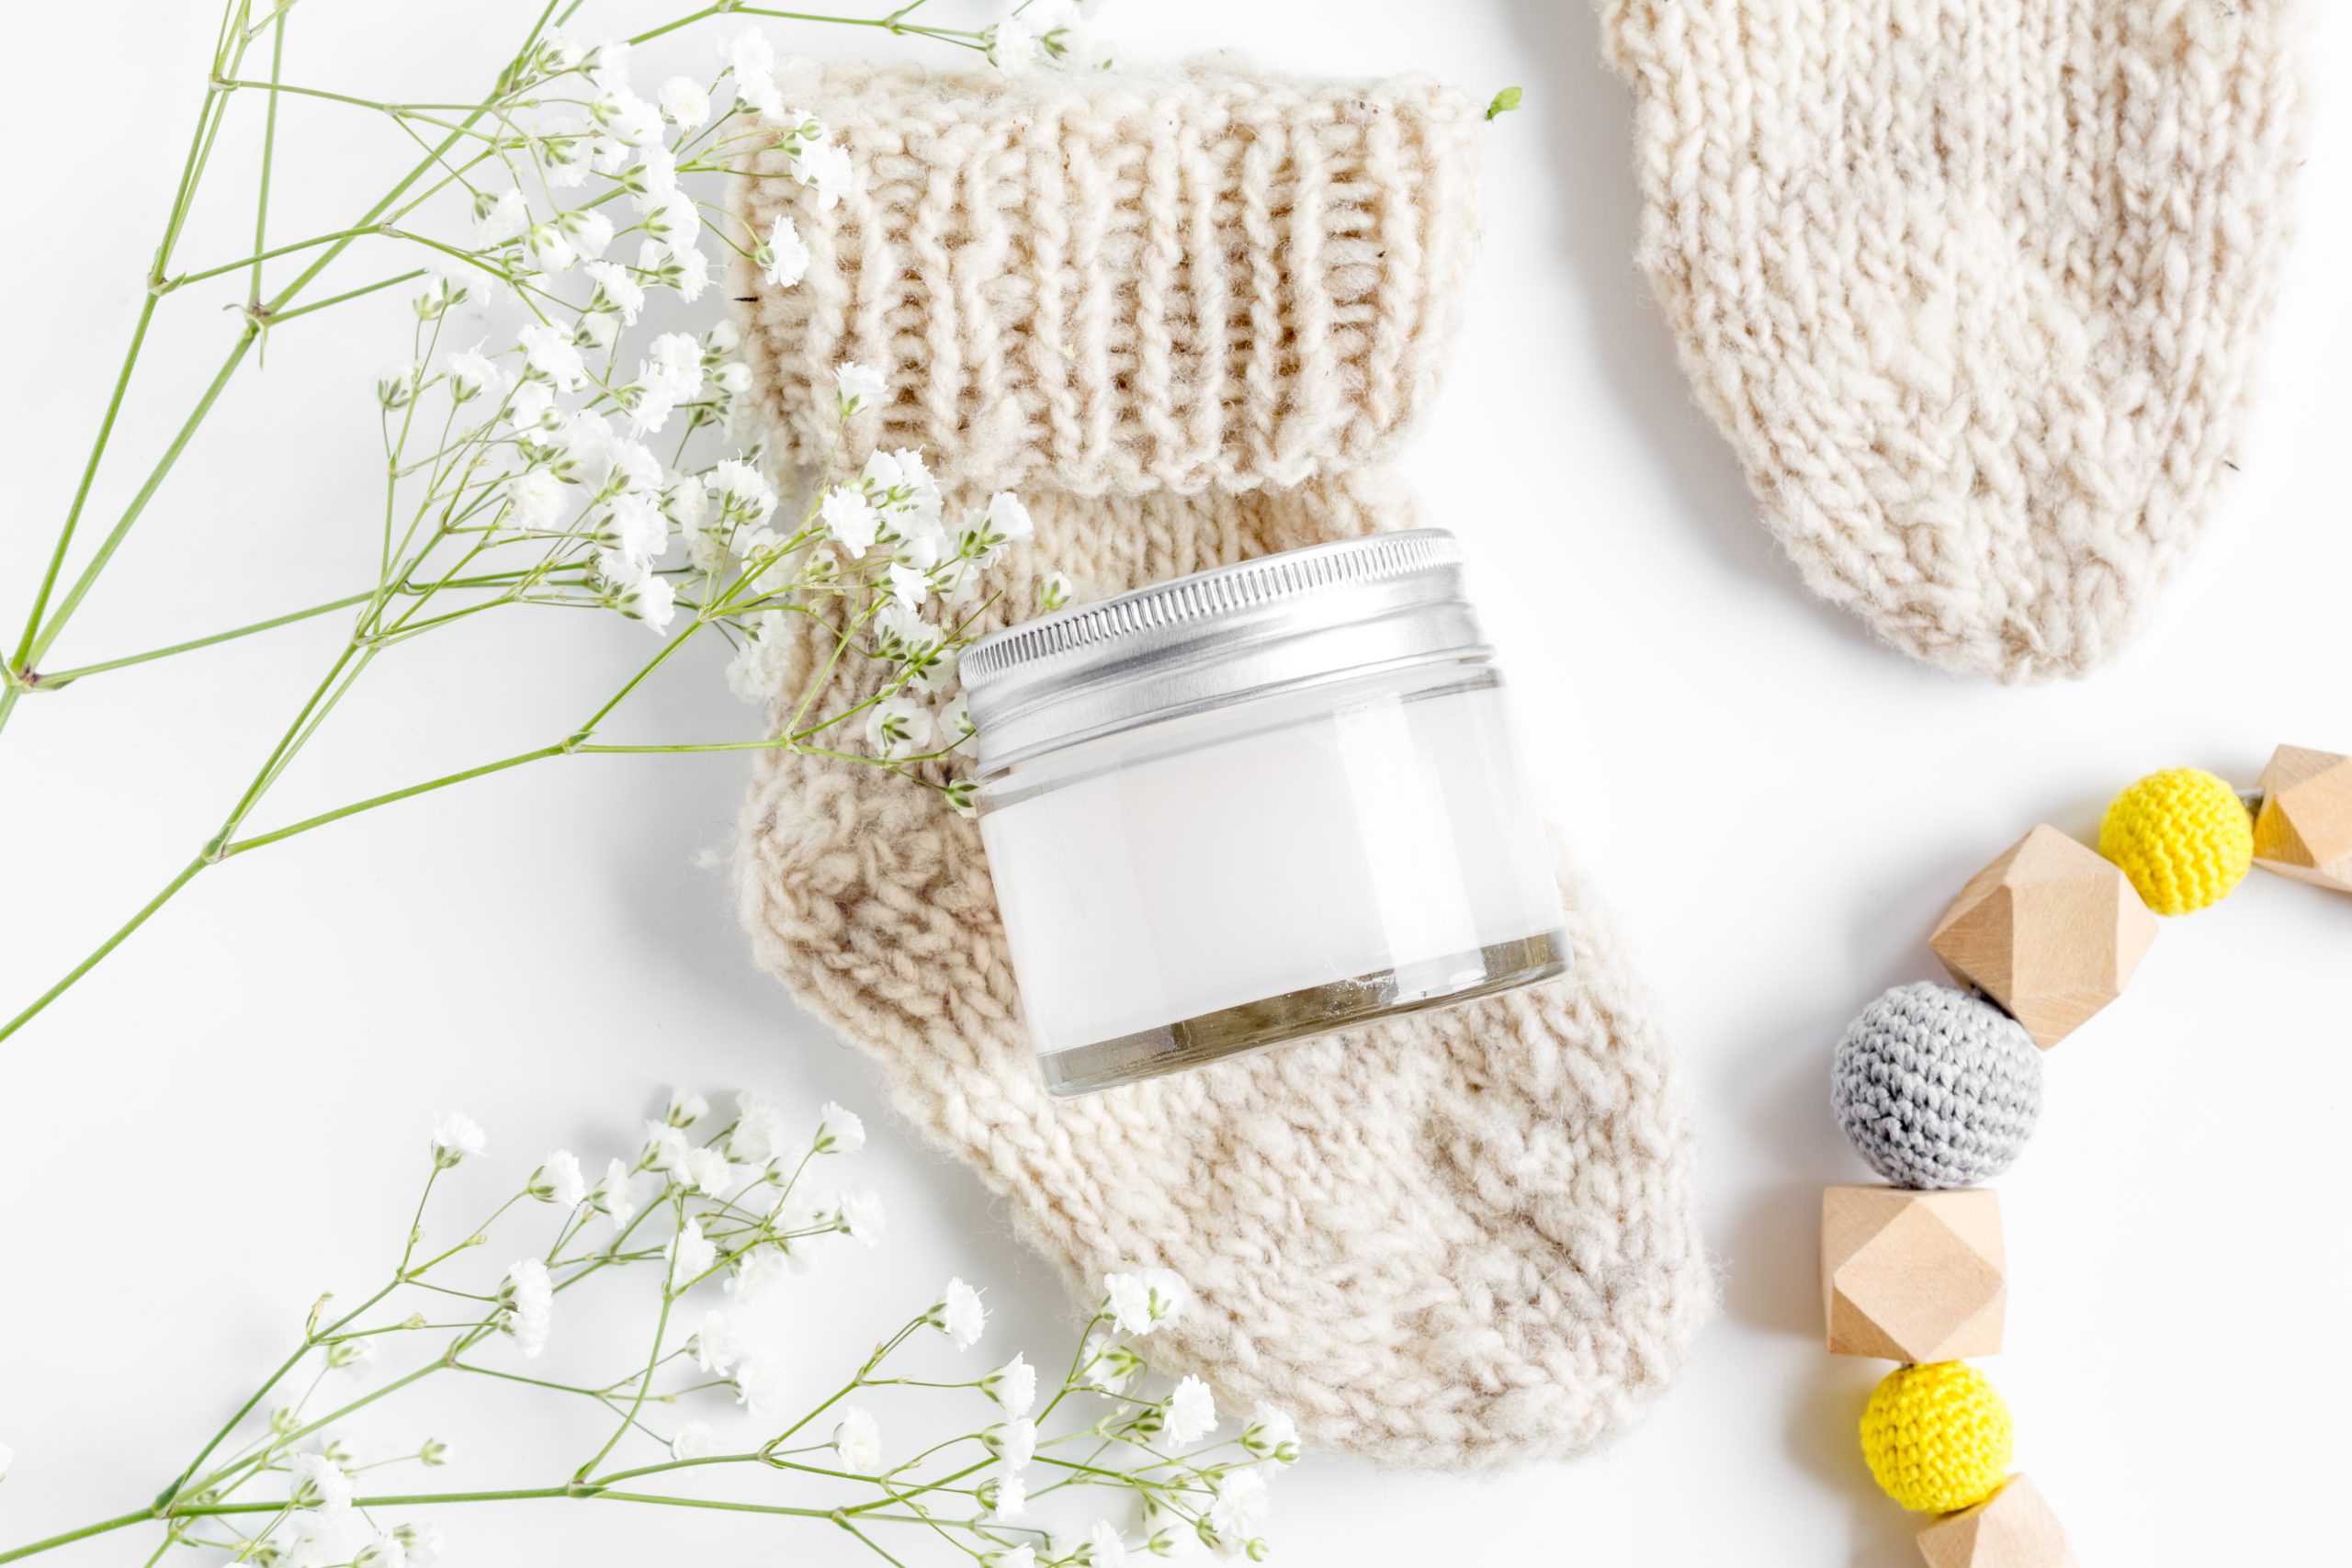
<box><xmin>962</xmin><ymin>530</ymin><xmax>1569</xmax><ymax>1097</ymax></box>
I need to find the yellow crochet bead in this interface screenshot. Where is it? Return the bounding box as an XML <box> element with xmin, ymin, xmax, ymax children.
<box><xmin>2099</xmin><ymin>767</ymin><xmax>2255</xmax><ymax>915</ymax></box>
<box><xmin>1859</xmin><ymin>1361</ymin><xmax>2013</xmax><ymax>1514</ymax></box>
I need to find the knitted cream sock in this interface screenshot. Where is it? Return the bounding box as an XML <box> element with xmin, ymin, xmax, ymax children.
<box><xmin>1599</xmin><ymin>0</ymin><xmax>2309</xmax><ymax>679</ymax></box>
<box><xmin>727</xmin><ymin>61</ymin><xmax>1710</xmax><ymax>1469</ymax></box>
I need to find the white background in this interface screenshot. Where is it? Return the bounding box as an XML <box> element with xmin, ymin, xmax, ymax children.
<box><xmin>4</xmin><ymin>3</ymin><xmax>2347</xmax><ymax>1565</ymax></box>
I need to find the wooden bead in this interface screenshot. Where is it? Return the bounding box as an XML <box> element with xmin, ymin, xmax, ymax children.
<box><xmin>1916</xmin><ymin>1474</ymin><xmax>2077</xmax><ymax>1568</ymax></box>
<box><xmin>2252</xmin><ymin>744</ymin><xmax>2352</xmax><ymax>893</ymax></box>
<box><xmin>1928</xmin><ymin>825</ymin><xmax>2157</xmax><ymax>1049</ymax></box>
<box><xmin>1822</xmin><ymin>1185</ymin><xmax>2006</xmax><ymax>1361</ymax></box>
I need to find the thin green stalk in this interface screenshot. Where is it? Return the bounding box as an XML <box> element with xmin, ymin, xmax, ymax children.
<box><xmin>25</xmin><ymin>328</ymin><xmax>259</xmax><ymax>668</ymax></box>
<box><xmin>0</xmin><ymin>857</ymin><xmax>207</xmax><ymax>1042</ymax></box>
<box><xmin>220</xmin><ymin>745</ymin><xmax>566</xmax><ymax>856</ymax></box>
<box><xmin>36</xmin><ymin>592</ymin><xmax>379</xmax><ymax>687</ymax></box>
<box><xmin>0</xmin><ymin>1510</ymin><xmax>153</xmax><ymax>1564</ymax></box>
<box><xmin>248</xmin><ymin>8</ymin><xmax>287</xmax><ymax>310</ymax></box>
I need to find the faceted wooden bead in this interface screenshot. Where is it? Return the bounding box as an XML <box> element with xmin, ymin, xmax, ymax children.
<box><xmin>1823</xmin><ymin>1186</ymin><xmax>2006</xmax><ymax>1361</ymax></box>
<box><xmin>1917</xmin><ymin>1474</ymin><xmax>2078</xmax><ymax>1568</ymax></box>
<box><xmin>2252</xmin><ymin>744</ymin><xmax>2352</xmax><ymax>893</ymax></box>
<box><xmin>1928</xmin><ymin>825</ymin><xmax>2157</xmax><ymax>1050</ymax></box>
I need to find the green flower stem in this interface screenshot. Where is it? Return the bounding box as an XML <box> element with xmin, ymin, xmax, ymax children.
<box><xmin>19</xmin><ymin>324</ymin><xmax>258</xmax><ymax>672</ymax></box>
<box><xmin>0</xmin><ymin>1510</ymin><xmax>154</xmax><ymax>1564</ymax></box>
<box><xmin>32</xmin><ymin>592</ymin><xmax>379</xmax><ymax>687</ymax></box>
<box><xmin>248</xmin><ymin>7</ymin><xmax>287</xmax><ymax>311</ymax></box>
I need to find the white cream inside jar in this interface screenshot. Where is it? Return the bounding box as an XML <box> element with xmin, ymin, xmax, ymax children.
<box><xmin>963</xmin><ymin>531</ymin><xmax>1568</xmax><ymax>1096</ymax></box>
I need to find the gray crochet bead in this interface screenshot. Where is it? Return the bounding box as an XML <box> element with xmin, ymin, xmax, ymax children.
<box><xmin>1831</xmin><ymin>981</ymin><xmax>2041</xmax><ymax>1190</ymax></box>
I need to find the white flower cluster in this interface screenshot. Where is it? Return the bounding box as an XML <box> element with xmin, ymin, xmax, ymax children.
<box><xmin>9</xmin><ymin>1083</ymin><xmax>1294</xmax><ymax>1566</ymax></box>
<box><xmin>360</xmin><ymin>26</ymin><xmax>1048</xmax><ymax>810</ymax></box>
<box><xmin>986</xmin><ymin>0</ymin><xmax>1117</xmax><ymax>75</ymax></box>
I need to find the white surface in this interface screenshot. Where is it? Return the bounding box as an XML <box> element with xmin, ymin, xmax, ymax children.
<box><xmin>3</xmin><ymin>3</ymin><xmax>2347</xmax><ymax>1565</ymax></box>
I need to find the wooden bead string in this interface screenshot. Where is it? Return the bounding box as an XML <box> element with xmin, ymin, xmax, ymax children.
<box><xmin>1819</xmin><ymin>744</ymin><xmax>2352</xmax><ymax>1566</ymax></box>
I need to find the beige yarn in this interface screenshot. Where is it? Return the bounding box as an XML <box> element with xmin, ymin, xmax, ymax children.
<box><xmin>729</xmin><ymin>60</ymin><xmax>1711</xmax><ymax>1469</ymax></box>
<box><xmin>1600</xmin><ymin>0</ymin><xmax>2309</xmax><ymax>680</ymax></box>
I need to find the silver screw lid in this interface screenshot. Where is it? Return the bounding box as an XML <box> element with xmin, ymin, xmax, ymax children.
<box><xmin>961</xmin><ymin>529</ymin><xmax>1487</xmax><ymax>775</ymax></box>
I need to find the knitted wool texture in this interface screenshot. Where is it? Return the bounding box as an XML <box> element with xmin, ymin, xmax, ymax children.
<box><xmin>2099</xmin><ymin>766</ymin><xmax>2256</xmax><ymax>915</ymax></box>
<box><xmin>728</xmin><ymin>60</ymin><xmax>1712</xmax><ymax>1470</ymax></box>
<box><xmin>1598</xmin><ymin>1</ymin><xmax>2309</xmax><ymax>679</ymax></box>
<box><xmin>1831</xmin><ymin>983</ymin><xmax>2042</xmax><ymax>1190</ymax></box>
<box><xmin>1860</xmin><ymin>1360</ymin><xmax>2016</xmax><ymax>1514</ymax></box>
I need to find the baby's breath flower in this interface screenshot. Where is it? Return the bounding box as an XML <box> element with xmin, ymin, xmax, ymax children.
<box><xmin>728</xmin><ymin>1091</ymin><xmax>792</xmax><ymax>1164</ymax></box>
<box><xmin>989</xmin><ymin>6</ymin><xmax>1046</xmax><ymax>74</ymax></box>
<box><xmin>355</xmin><ymin>1530</ymin><xmax>405</xmax><ymax>1568</ymax></box>
<box><xmin>927</xmin><ymin>1277</ymin><xmax>987</xmax><ymax>1350</ymax></box>
<box><xmin>627</xmin><ymin>142</ymin><xmax>679</xmax><ymax>211</ymax></box>
<box><xmin>429</xmin><ymin>1111</ymin><xmax>486</xmax><ymax>1168</ymax></box>
<box><xmin>517</xmin><ymin>322</ymin><xmax>589</xmax><ymax>391</ymax></box>
<box><xmin>887</xmin><ymin>562</ymin><xmax>932</xmax><ymax>609</ymax></box>
<box><xmin>1207</xmin><ymin>1470</ymin><xmax>1270</xmax><ymax>1541</ymax></box>
<box><xmin>681</xmin><ymin>1145</ymin><xmax>734</xmax><ymax>1198</ymax></box>
<box><xmin>813</xmin><ymin>1101</ymin><xmax>865</xmax><ymax>1154</ymax></box>
<box><xmin>528</xmin><ymin>1149</ymin><xmax>588</xmax><ymax>1207</ymax></box>
<box><xmin>642</xmin><ymin>1120</ymin><xmax>690</xmax><ymax>1172</ymax></box>
<box><xmin>1082</xmin><ymin>1332</ymin><xmax>1144</xmax><ymax>1393</ymax></box>
<box><xmin>1103</xmin><ymin>1268</ymin><xmax>1188</xmax><ymax>1337</ymax></box>
<box><xmin>288</xmin><ymin>1451</ymin><xmax>354</xmax><ymax>1514</ymax></box>
<box><xmin>980</xmin><ymin>1549</ymin><xmax>1035</xmax><ymax>1568</ymax></box>
<box><xmin>981</xmin><ymin>1351</ymin><xmax>1037</xmax><ymax>1416</ymax></box>
<box><xmin>691</xmin><ymin>1309</ymin><xmax>740</xmax><ymax>1375</ymax></box>
<box><xmin>592</xmin><ymin>1157</ymin><xmax>639</xmax><ymax>1227</ymax></box>
<box><xmin>865</xmin><ymin>694</ymin><xmax>933</xmax><ymax>760</ymax></box>
<box><xmin>474</xmin><ymin>189</ymin><xmax>529</xmax><ymax>247</ymax></box>
<box><xmin>724</xmin><ymin>28</ymin><xmax>784</xmax><ymax>118</ymax></box>
<box><xmin>524</xmin><ymin>221</ymin><xmax>577</xmax><ymax>274</ymax></box>
<box><xmin>980</xmin><ymin>1416</ymin><xmax>1035</xmax><ymax>1470</ymax></box>
<box><xmin>669</xmin><ymin>1217</ymin><xmax>717</xmax><ymax>1291</ymax></box>
<box><xmin>820</xmin><ymin>484</ymin><xmax>878</xmax><ymax>558</ymax></box>
<box><xmin>943</xmin><ymin>695</ymin><xmax>981</xmax><ymax>760</ymax></box>
<box><xmin>733</xmin><ymin>1356</ymin><xmax>791</xmax><ymax>1416</ymax></box>
<box><xmin>396</xmin><ymin>1523</ymin><xmax>443</xmax><ymax>1567</ymax></box>
<box><xmin>668</xmin><ymin>1087</ymin><xmax>711</xmax><ymax>1127</ymax></box>
<box><xmin>791</xmin><ymin>140</ymin><xmax>854</xmax><ymax>211</ymax></box>
<box><xmin>500</xmin><ymin>1258</ymin><xmax>553</xmax><ymax>1358</ymax></box>
<box><xmin>604</xmin><ymin>554</ymin><xmax>677</xmax><ymax>632</ymax></box>
<box><xmin>832</xmin><ymin>1406</ymin><xmax>883</xmax><ymax>1474</ymax></box>
<box><xmin>1164</xmin><ymin>1375</ymin><xmax>1216</xmax><ymax>1444</ymax></box>
<box><xmin>419</xmin><ymin>1438</ymin><xmax>451</xmax><ymax>1468</ymax></box>
<box><xmin>659</xmin><ymin>75</ymin><xmax>709</xmax><ymax>127</ymax></box>
<box><xmin>835</xmin><ymin>1185</ymin><xmax>886</xmax><ymax>1245</ymax></box>
<box><xmin>670</xmin><ymin>1421</ymin><xmax>717</xmax><ymax>1461</ymax></box>
<box><xmin>1089</xmin><ymin>1521</ymin><xmax>1131</xmax><ymax>1568</ymax></box>
<box><xmin>1038</xmin><ymin>570</ymin><xmax>1074</xmax><ymax>612</ymax></box>
<box><xmin>761</xmin><ymin>213</ymin><xmax>811</xmax><ymax>289</ymax></box>
<box><xmin>503</xmin><ymin>469</ymin><xmax>570</xmax><ymax>532</ymax></box>
<box><xmin>834</xmin><ymin>360</ymin><xmax>887</xmax><ymax>417</ymax></box>
<box><xmin>561</xmin><ymin>208</ymin><xmax>617</xmax><ymax>261</ymax></box>
<box><xmin>710</xmin><ymin>459</ymin><xmax>777</xmax><ymax>528</ymax></box>
<box><xmin>325</xmin><ymin>1337</ymin><xmax>374</xmax><ymax>1371</ymax></box>
<box><xmin>582</xmin><ymin>260</ymin><xmax>646</xmax><ymax>325</ymax></box>
<box><xmin>446</xmin><ymin>347</ymin><xmax>501</xmax><ymax>405</ymax></box>
<box><xmin>978</xmin><ymin>1472</ymin><xmax>1026</xmax><ymax>1520</ymax></box>
<box><xmin>593</xmin><ymin>88</ymin><xmax>662</xmax><ymax>149</ymax></box>
<box><xmin>727</xmin><ymin>1246</ymin><xmax>798</xmax><ymax>1304</ymax></box>
<box><xmin>1239</xmin><ymin>1404</ymin><xmax>1301</xmax><ymax>1462</ymax></box>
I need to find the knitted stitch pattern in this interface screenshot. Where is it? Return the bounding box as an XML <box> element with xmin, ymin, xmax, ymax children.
<box><xmin>729</xmin><ymin>61</ymin><xmax>1712</xmax><ymax>1470</ymax></box>
<box><xmin>1831</xmin><ymin>983</ymin><xmax>2041</xmax><ymax>1190</ymax></box>
<box><xmin>1860</xmin><ymin>1361</ymin><xmax>2015</xmax><ymax>1514</ymax></box>
<box><xmin>1598</xmin><ymin>1</ymin><xmax>2309</xmax><ymax>680</ymax></box>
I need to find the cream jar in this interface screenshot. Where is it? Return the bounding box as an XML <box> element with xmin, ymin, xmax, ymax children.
<box><xmin>962</xmin><ymin>530</ymin><xmax>1569</xmax><ymax>1097</ymax></box>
